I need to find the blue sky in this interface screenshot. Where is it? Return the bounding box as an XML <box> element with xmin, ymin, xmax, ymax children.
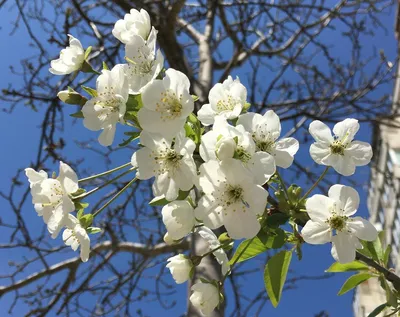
<box><xmin>0</xmin><ymin>3</ymin><xmax>398</xmax><ymax>317</ymax></box>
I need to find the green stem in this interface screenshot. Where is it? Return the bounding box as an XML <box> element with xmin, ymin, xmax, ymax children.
<box><xmin>73</xmin><ymin>167</ymin><xmax>136</xmax><ymax>200</ymax></box>
<box><xmin>275</xmin><ymin>170</ymin><xmax>289</xmax><ymax>200</ymax></box>
<box><xmin>300</xmin><ymin>166</ymin><xmax>330</xmax><ymax>202</ymax></box>
<box><xmin>222</xmin><ymin>236</ymin><xmax>256</xmax><ymax>284</ymax></box>
<box><xmin>93</xmin><ymin>177</ymin><xmax>138</xmax><ymax>218</ymax></box>
<box><xmin>78</xmin><ymin>162</ymin><xmax>131</xmax><ymax>183</ymax></box>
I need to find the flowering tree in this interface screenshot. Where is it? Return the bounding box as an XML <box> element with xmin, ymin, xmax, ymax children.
<box><xmin>0</xmin><ymin>1</ymin><xmax>398</xmax><ymax>316</ymax></box>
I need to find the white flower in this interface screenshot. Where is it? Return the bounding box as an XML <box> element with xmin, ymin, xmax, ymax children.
<box><xmin>25</xmin><ymin>162</ymin><xmax>79</xmax><ymax>238</ymax></box>
<box><xmin>49</xmin><ymin>35</ymin><xmax>85</xmax><ymax>75</ymax></box>
<box><xmin>197</xmin><ymin>76</ymin><xmax>247</xmax><ymax>126</ymax></box>
<box><xmin>131</xmin><ymin>130</ymin><xmax>197</xmax><ymax>201</ymax></box>
<box><xmin>195</xmin><ymin>159</ymin><xmax>268</xmax><ymax>239</ymax></box>
<box><xmin>237</xmin><ymin>110</ymin><xmax>299</xmax><ymax>168</ymax></box>
<box><xmin>162</xmin><ymin>201</ymin><xmax>195</xmax><ymax>240</ymax></box>
<box><xmin>112</xmin><ymin>8</ymin><xmax>152</xmax><ymax>44</ymax></box>
<box><xmin>196</xmin><ymin>226</ymin><xmax>230</xmax><ymax>275</ymax></box>
<box><xmin>138</xmin><ymin>68</ymin><xmax>194</xmax><ymax>137</ymax></box>
<box><xmin>309</xmin><ymin>119</ymin><xmax>373</xmax><ymax>176</ymax></box>
<box><xmin>200</xmin><ymin>117</ymin><xmax>275</xmax><ymax>185</ymax></box>
<box><xmin>82</xmin><ymin>64</ymin><xmax>129</xmax><ymax>146</ymax></box>
<box><xmin>301</xmin><ymin>184</ymin><xmax>378</xmax><ymax>263</ymax></box>
<box><xmin>124</xmin><ymin>30</ymin><xmax>164</xmax><ymax>94</ymax></box>
<box><xmin>62</xmin><ymin>215</ymin><xmax>91</xmax><ymax>262</ymax></box>
<box><xmin>190</xmin><ymin>282</ymin><xmax>220</xmax><ymax>316</ymax></box>
<box><xmin>166</xmin><ymin>254</ymin><xmax>192</xmax><ymax>284</ymax></box>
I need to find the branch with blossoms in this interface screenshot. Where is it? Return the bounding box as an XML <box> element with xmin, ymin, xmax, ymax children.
<box><xmin>13</xmin><ymin>7</ymin><xmax>400</xmax><ymax>317</ymax></box>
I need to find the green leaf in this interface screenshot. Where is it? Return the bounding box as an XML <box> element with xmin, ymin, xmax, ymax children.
<box><xmin>367</xmin><ymin>303</ymin><xmax>388</xmax><ymax>317</ymax></box>
<box><xmin>74</xmin><ymin>201</ymin><xmax>89</xmax><ymax>211</ymax></box>
<box><xmin>360</xmin><ymin>240</ymin><xmax>381</xmax><ymax>263</ymax></box>
<box><xmin>71</xmin><ymin>188</ymin><xmax>86</xmax><ymax>197</ymax></box>
<box><xmin>70</xmin><ymin>110</ymin><xmax>84</xmax><ymax>118</ymax></box>
<box><xmin>79</xmin><ymin>214</ymin><xmax>93</xmax><ymax>228</ymax></box>
<box><xmin>379</xmin><ymin>276</ymin><xmax>398</xmax><ymax>308</ymax></box>
<box><xmin>84</xmin><ymin>46</ymin><xmax>92</xmax><ymax>60</ymax></box>
<box><xmin>126</xmin><ymin>94</ymin><xmax>143</xmax><ymax>112</ymax></box>
<box><xmin>229</xmin><ymin>237</ymin><xmax>267</xmax><ymax>265</ymax></box>
<box><xmin>119</xmin><ymin>131</ymin><xmax>140</xmax><ymax>147</ymax></box>
<box><xmin>192</xmin><ymin>95</ymin><xmax>199</xmax><ymax>102</ymax></box>
<box><xmin>102</xmin><ymin>61</ymin><xmax>109</xmax><ymax>70</ymax></box>
<box><xmin>266</xmin><ymin>214</ymin><xmax>290</xmax><ymax>228</ymax></box>
<box><xmin>58</xmin><ymin>89</ymin><xmax>87</xmax><ymax>106</ymax></box>
<box><xmin>263</xmin><ymin>250</ymin><xmax>292</xmax><ymax>307</ymax></box>
<box><xmin>77</xmin><ymin>209</ymin><xmax>84</xmax><ymax>219</ymax></box>
<box><xmin>258</xmin><ymin>228</ymin><xmax>286</xmax><ymax>249</ymax></box>
<box><xmin>149</xmin><ymin>190</ymin><xmax>190</xmax><ymax>207</ymax></box>
<box><xmin>384</xmin><ymin>245</ymin><xmax>392</xmax><ymax>267</ymax></box>
<box><xmin>86</xmin><ymin>227</ymin><xmax>102</xmax><ymax>234</ymax></box>
<box><xmin>338</xmin><ymin>273</ymin><xmax>372</xmax><ymax>295</ymax></box>
<box><xmin>326</xmin><ymin>261</ymin><xmax>370</xmax><ymax>273</ymax></box>
<box><xmin>81</xmin><ymin>86</ymin><xmax>98</xmax><ymax>97</ymax></box>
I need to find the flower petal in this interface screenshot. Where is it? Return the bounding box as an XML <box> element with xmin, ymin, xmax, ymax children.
<box><xmin>306</xmin><ymin>194</ymin><xmax>334</xmax><ymax>222</ymax></box>
<box><xmin>58</xmin><ymin>161</ymin><xmax>79</xmax><ymax>194</ymax></box>
<box><xmin>98</xmin><ymin>124</ymin><xmax>116</xmax><ymax>146</ymax></box>
<box><xmin>301</xmin><ymin>220</ymin><xmax>331</xmax><ymax>244</ymax></box>
<box><xmin>309</xmin><ymin>120</ymin><xmax>334</xmax><ymax>145</ymax></box>
<box><xmin>331</xmin><ymin>232</ymin><xmax>358</xmax><ymax>263</ymax></box>
<box><xmin>333</xmin><ymin>118</ymin><xmax>359</xmax><ymax>142</ymax></box>
<box><xmin>197</xmin><ymin>103</ymin><xmax>216</xmax><ymax>126</ymax></box>
<box><xmin>345</xmin><ymin>141</ymin><xmax>373</xmax><ymax>166</ymax></box>
<box><xmin>328</xmin><ymin>184</ymin><xmax>359</xmax><ymax>216</ymax></box>
<box><xmin>223</xmin><ymin>204</ymin><xmax>261</xmax><ymax>239</ymax></box>
<box><xmin>347</xmin><ymin>217</ymin><xmax>378</xmax><ymax>241</ymax></box>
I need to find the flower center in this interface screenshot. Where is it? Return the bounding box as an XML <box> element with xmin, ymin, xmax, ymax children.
<box><xmin>227</xmin><ymin>185</ymin><xmax>244</xmax><ymax>202</ymax></box>
<box><xmin>255</xmin><ymin>139</ymin><xmax>275</xmax><ymax>153</ymax></box>
<box><xmin>153</xmin><ymin>148</ymin><xmax>183</xmax><ymax>175</ymax></box>
<box><xmin>330</xmin><ymin>140</ymin><xmax>346</xmax><ymax>156</ymax></box>
<box><xmin>216</xmin><ymin>95</ymin><xmax>235</xmax><ymax>112</ymax></box>
<box><xmin>127</xmin><ymin>58</ymin><xmax>154</xmax><ymax>75</ymax></box>
<box><xmin>156</xmin><ymin>90</ymin><xmax>183</xmax><ymax>121</ymax></box>
<box><xmin>326</xmin><ymin>214</ymin><xmax>348</xmax><ymax>232</ymax></box>
<box><xmin>234</xmin><ymin>147</ymin><xmax>252</xmax><ymax>163</ymax></box>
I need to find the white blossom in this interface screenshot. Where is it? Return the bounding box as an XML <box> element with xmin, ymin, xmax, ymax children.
<box><xmin>309</xmin><ymin>119</ymin><xmax>373</xmax><ymax>176</ymax></box>
<box><xmin>195</xmin><ymin>159</ymin><xmax>268</xmax><ymax>239</ymax></box>
<box><xmin>166</xmin><ymin>254</ymin><xmax>192</xmax><ymax>284</ymax></box>
<box><xmin>112</xmin><ymin>8</ymin><xmax>152</xmax><ymax>44</ymax></box>
<box><xmin>197</xmin><ymin>76</ymin><xmax>247</xmax><ymax>126</ymax></box>
<box><xmin>301</xmin><ymin>184</ymin><xmax>378</xmax><ymax>263</ymax></box>
<box><xmin>131</xmin><ymin>130</ymin><xmax>197</xmax><ymax>201</ymax></box>
<box><xmin>82</xmin><ymin>64</ymin><xmax>129</xmax><ymax>146</ymax></box>
<box><xmin>138</xmin><ymin>68</ymin><xmax>194</xmax><ymax>137</ymax></box>
<box><xmin>190</xmin><ymin>282</ymin><xmax>220</xmax><ymax>316</ymax></box>
<box><xmin>25</xmin><ymin>162</ymin><xmax>79</xmax><ymax>238</ymax></box>
<box><xmin>196</xmin><ymin>226</ymin><xmax>230</xmax><ymax>275</ymax></box>
<box><xmin>124</xmin><ymin>29</ymin><xmax>164</xmax><ymax>94</ymax></box>
<box><xmin>200</xmin><ymin>117</ymin><xmax>275</xmax><ymax>185</ymax></box>
<box><xmin>162</xmin><ymin>201</ymin><xmax>195</xmax><ymax>240</ymax></box>
<box><xmin>62</xmin><ymin>215</ymin><xmax>91</xmax><ymax>262</ymax></box>
<box><xmin>237</xmin><ymin>110</ymin><xmax>299</xmax><ymax>168</ymax></box>
<box><xmin>49</xmin><ymin>35</ymin><xmax>85</xmax><ymax>75</ymax></box>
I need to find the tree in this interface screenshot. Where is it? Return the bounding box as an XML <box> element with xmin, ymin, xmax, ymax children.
<box><xmin>0</xmin><ymin>0</ymin><xmax>398</xmax><ymax>316</ymax></box>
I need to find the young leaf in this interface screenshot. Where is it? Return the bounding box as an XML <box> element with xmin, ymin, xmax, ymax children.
<box><xmin>367</xmin><ymin>303</ymin><xmax>388</xmax><ymax>317</ymax></box>
<box><xmin>102</xmin><ymin>61</ymin><xmax>109</xmax><ymax>70</ymax></box>
<box><xmin>81</xmin><ymin>86</ymin><xmax>98</xmax><ymax>97</ymax></box>
<box><xmin>266</xmin><ymin>213</ymin><xmax>289</xmax><ymax>228</ymax></box>
<box><xmin>119</xmin><ymin>131</ymin><xmax>140</xmax><ymax>147</ymax></box>
<box><xmin>70</xmin><ymin>110</ymin><xmax>84</xmax><ymax>118</ymax></box>
<box><xmin>338</xmin><ymin>273</ymin><xmax>372</xmax><ymax>295</ymax></box>
<box><xmin>263</xmin><ymin>250</ymin><xmax>292</xmax><ymax>307</ymax></box>
<box><xmin>326</xmin><ymin>261</ymin><xmax>369</xmax><ymax>273</ymax></box>
<box><xmin>84</xmin><ymin>46</ymin><xmax>92</xmax><ymax>60</ymax></box>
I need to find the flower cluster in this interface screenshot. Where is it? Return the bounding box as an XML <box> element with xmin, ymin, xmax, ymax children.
<box><xmin>30</xmin><ymin>6</ymin><xmax>380</xmax><ymax>316</ymax></box>
<box><xmin>25</xmin><ymin>162</ymin><xmax>98</xmax><ymax>262</ymax></box>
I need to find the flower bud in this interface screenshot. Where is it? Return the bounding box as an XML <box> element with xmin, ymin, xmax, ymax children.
<box><xmin>190</xmin><ymin>282</ymin><xmax>220</xmax><ymax>315</ymax></box>
<box><xmin>166</xmin><ymin>254</ymin><xmax>192</xmax><ymax>284</ymax></box>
